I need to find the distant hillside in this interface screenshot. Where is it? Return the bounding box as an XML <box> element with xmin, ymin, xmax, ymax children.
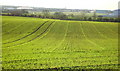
<box><xmin>1</xmin><ymin>5</ymin><xmax>111</xmax><ymax>13</ymax></box>
<box><xmin>1</xmin><ymin>5</ymin><xmax>119</xmax><ymax>18</ymax></box>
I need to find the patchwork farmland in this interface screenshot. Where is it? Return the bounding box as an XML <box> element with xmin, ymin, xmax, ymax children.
<box><xmin>2</xmin><ymin>16</ymin><xmax>119</xmax><ymax>69</ymax></box>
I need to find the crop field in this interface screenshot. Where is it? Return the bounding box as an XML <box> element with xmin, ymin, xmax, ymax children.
<box><xmin>2</xmin><ymin>16</ymin><xmax>119</xmax><ymax>69</ymax></box>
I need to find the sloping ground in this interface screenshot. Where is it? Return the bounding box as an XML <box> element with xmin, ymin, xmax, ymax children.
<box><xmin>2</xmin><ymin>16</ymin><xmax>119</xmax><ymax>69</ymax></box>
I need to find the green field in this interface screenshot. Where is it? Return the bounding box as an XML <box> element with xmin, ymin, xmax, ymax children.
<box><xmin>2</xmin><ymin>16</ymin><xmax>119</xmax><ymax>69</ymax></box>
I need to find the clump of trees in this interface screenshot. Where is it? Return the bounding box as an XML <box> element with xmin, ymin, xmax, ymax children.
<box><xmin>3</xmin><ymin>9</ymin><xmax>28</xmax><ymax>16</ymax></box>
<box><xmin>53</xmin><ymin>12</ymin><xmax>67</xmax><ymax>19</ymax></box>
<box><xmin>11</xmin><ymin>9</ymin><xmax>28</xmax><ymax>16</ymax></box>
<box><xmin>42</xmin><ymin>10</ymin><xmax>50</xmax><ymax>18</ymax></box>
<box><xmin>2</xmin><ymin>9</ymin><xmax>120</xmax><ymax>22</ymax></box>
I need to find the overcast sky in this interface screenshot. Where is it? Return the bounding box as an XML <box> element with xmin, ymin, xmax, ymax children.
<box><xmin>1</xmin><ymin>0</ymin><xmax>120</xmax><ymax>10</ymax></box>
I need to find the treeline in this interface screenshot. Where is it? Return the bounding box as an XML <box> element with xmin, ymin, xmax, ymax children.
<box><xmin>1</xmin><ymin>9</ymin><xmax>120</xmax><ymax>22</ymax></box>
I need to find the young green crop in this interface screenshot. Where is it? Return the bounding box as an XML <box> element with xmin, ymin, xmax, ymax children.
<box><xmin>2</xmin><ymin>16</ymin><xmax>119</xmax><ymax>69</ymax></box>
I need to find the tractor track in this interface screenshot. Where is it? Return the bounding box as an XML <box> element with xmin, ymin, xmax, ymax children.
<box><xmin>80</xmin><ymin>23</ymin><xmax>104</xmax><ymax>49</ymax></box>
<box><xmin>3</xmin><ymin>21</ymin><xmax>49</xmax><ymax>44</ymax></box>
<box><xmin>4</xmin><ymin>21</ymin><xmax>55</xmax><ymax>48</ymax></box>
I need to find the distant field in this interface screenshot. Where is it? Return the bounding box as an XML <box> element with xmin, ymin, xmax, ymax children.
<box><xmin>2</xmin><ymin>16</ymin><xmax>119</xmax><ymax>69</ymax></box>
<box><xmin>63</xmin><ymin>12</ymin><xmax>107</xmax><ymax>16</ymax></box>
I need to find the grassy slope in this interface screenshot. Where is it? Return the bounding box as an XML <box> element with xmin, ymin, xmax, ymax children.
<box><xmin>2</xmin><ymin>16</ymin><xmax>119</xmax><ymax>69</ymax></box>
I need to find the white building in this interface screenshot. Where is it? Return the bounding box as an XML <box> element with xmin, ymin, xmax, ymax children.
<box><xmin>17</xmin><ymin>6</ymin><xmax>33</xmax><ymax>10</ymax></box>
